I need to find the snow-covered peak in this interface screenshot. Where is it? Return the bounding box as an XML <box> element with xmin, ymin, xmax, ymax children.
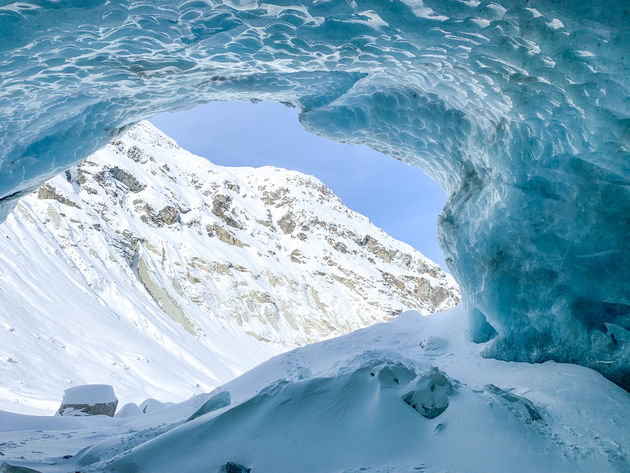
<box><xmin>0</xmin><ymin>122</ymin><xmax>458</xmax><ymax>414</ymax></box>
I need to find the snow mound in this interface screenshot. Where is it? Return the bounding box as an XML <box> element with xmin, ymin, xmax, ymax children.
<box><xmin>1</xmin><ymin>307</ymin><xmax>628</xmax><ymax>473</ymax></box>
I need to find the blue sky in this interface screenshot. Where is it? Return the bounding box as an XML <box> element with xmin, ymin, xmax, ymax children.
<box><xmin>151</xmin><ymin>101</ymin><xmax>448</xmax><ymax>270</ymax></box>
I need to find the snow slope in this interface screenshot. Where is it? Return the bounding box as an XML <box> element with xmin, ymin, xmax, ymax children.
<box><xmin>1</xmin><ymin>306</ymin><xmax>628</xmax><ymax>473</ymax></box>
<box><xmin>0</xmin><ymin>122</ymin><xmax>458</xmax><ymax>414</ymax></box>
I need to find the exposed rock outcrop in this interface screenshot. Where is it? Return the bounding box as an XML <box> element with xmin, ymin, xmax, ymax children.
<box><xmin>110</xmin><ymin>167</ymin><xmax>146</xmax><ymax>193</ymax></box>
<box><xmin>37</xmin><ymin>185</ymin><xmax>80</xmax><ymax>209</ymax></box>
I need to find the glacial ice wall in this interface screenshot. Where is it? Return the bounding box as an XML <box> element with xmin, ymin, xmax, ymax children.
<box><xmin>0</xmin><ymin>1</ymin><xmax>629</xmax><ymax>387</ymax></box>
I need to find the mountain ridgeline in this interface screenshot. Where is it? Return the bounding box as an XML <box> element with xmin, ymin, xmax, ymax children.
<box><xmin>0</xmin><ymin>122</ymin><xmax>459</xmax><ymax>413</ymax></box>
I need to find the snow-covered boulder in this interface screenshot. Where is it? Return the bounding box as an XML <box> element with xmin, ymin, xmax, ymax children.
<box><xmin>402</xmin><ymin>367</ymin><xmax>453</xmax><ymax>419</ymax></box>
<box><xmin>55</xmin><ymin>385</ymin><xmax>117</xmax><ymax>417</ymax></box>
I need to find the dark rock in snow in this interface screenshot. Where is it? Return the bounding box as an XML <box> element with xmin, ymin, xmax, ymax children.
<box><xmin>402</xmin><ymin>367</ymin><xmax>453</xmax><ymax>419</ymax></box>
<box><xmin>220</xmin><ymin>462</ymin><xmax>251</xmax><ymax>473</ymax></box>
<box><xmin>485</xmin><ymin>384</ymin><xmax>544</xmax><ymax>422</ymax></box>
<box><xmin>37</xmin><ymin>184</ymin><xmax>80</xmax><ymax>208</ymax></box>
<box><xmin>277</xmin><ymin>213</ymin><xmax>296</xmax><ymax>234</ymax></box>
<box><xmin>138</xmin><ymin>398</ymin><xmax>169</xmax><ymax>414</ymax></box>
<box><xmin>158</xmin><ymin>205</ymin><xmax>179</xmax><ymax>225</ymax></box>
<box><xmin>56</xmin><ymin>385</ymin><xmax>118</xmax><ymax>417</ymax></box>
<box><xmin>110</xmin><ymin>167</ymin><xmax>145</xmax><ymax>193</ymax></box>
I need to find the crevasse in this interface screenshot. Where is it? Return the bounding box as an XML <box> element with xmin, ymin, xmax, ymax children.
<box><xmin>0</xmin><ymin>0</ymin><xmax>628</xmax><ymax>387</ymax></box>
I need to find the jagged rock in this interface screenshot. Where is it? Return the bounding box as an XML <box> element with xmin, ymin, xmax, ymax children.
<box><xmin>56</xmin><ymin>385</ymin><xmax>118</xmax><ymax>417</ymax></box>
<box><xmin>402</xmin><ymin>367</ymin><xmax>453</xmax><ymax>419</ymax></box>
<box><xmin>125</xmin><ymin>145</ymin><xmax>144</xmax><ymax>163</ymax></box>
<box><xmin>290</xmin><ymin>249</ymin><xmax>305</xmax><ymax>264</ymax></box>
<box><xmin>415</xmin><ymin>279</ymin><xmax>431</xmax><ymax>300</ymax></box>
<box><xmin>220</xmin><ymin>462</ymin><xmax>251</xmax><ymax>473</ymax></box>
<box><xmin>362</xmin><ymin>235</ymin><xmax>395</xmax><ymax>263</ymax></box>
<box><xmin>212</xmin><ymin>194</ymin><xmax>241</xmax><ymax>228</ymax></box>
<box><xmin>277</xmin><ymin>213</ymin><xmax>296</xmax><ymax>234</ymax></box>
<box><xmin>225</xmin><ymin>182</ymin><xmax>240</xmax><ymax>193</ymax></box>
<box><xmin>37</xmin><ymin>185</ymin><xmax>80</xmax><ymax>208</ymax></box>
<box><xmin>110</xmin><ymin>166</ymin><xmax>145</xmax><ymax>192</ymax></box>
<box><xmin>206</xmin><ymin>223</ymin><xmax>245</xmax><ymax>248</ymax></box>
<box><xmin>0</xmin><ymin>463</ymin><xmax>42</xmax><ymax>473</ymax></box>
<box><xmin>158</xmin><ymin>206</ymin><xmax>179</xmax><ymax>225</ymax></box>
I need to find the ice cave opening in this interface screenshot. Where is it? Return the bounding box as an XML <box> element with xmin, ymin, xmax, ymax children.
<box><xmin>151</xmin><ymin>100</ymin><xmax>450</xmax><ymax>269</ymax></box>
<box><xmin>0</xmin><ymin>0</ymin><xmax>628</xmax><ymax>390</ymax></box>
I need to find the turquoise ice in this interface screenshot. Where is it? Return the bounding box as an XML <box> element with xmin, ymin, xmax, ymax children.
<box><xmin>0</xmin><ymin>1</ymin><xmax>628</xmax><ymax>387</ymax></box>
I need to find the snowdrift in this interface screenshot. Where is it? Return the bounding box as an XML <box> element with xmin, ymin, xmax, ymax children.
<box><xmin>1</xmin><ymin>308</ymin><xmax>628</xmax><ymax>473</ymax></box>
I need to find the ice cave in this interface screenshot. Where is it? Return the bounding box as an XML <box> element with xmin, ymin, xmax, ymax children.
<box><xmin>1</xmin><ymin>0</ymin><xmax>628</xmax><ymax>388</ymax></box>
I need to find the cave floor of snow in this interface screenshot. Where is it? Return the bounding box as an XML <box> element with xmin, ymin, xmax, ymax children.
<box><xmin>1</xmin><ymin>307</ymin><xmax>628</xmax><ymax>473</ymax></box>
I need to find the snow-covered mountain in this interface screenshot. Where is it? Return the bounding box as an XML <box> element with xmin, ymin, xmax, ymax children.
<box><xmin>0</xmin><ymin>121</ymin><xmax>458</xmax><ymax>414</ymax></box>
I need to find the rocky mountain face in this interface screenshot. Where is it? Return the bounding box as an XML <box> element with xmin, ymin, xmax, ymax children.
<box><xmin>0</xmin><ymin>121</ymin><xmax>459</xmax><ymax>413</ymax></box>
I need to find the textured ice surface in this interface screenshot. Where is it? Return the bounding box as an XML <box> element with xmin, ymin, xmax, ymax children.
<box><xmin>0</xmin><ymin>1</ymin><xmax>629</xmax><ymax>386</ymax></box>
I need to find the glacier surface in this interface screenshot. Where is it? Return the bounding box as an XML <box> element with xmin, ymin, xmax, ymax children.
<box><xmin>0</xmin><ymin>0</ymin><xmax>629</xmax><ymax>386</ymax></box>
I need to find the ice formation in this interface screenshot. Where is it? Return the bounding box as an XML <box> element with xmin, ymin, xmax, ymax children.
<box><xmin>0</xmin><ymin>1</ymin><xmax>628</xmax><ymax>386</ymax></box>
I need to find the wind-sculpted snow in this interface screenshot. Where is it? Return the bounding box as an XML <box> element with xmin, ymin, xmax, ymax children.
<box><xmin>0</xmin><ymin>1</ymin><xmax>629</xmax><ymax>386</ymax></box>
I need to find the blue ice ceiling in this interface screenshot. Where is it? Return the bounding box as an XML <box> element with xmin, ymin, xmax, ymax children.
<box><xmin>0</xmin><ymin>0</ymin><xmax>628</xmax><ymax>388</ymax></box>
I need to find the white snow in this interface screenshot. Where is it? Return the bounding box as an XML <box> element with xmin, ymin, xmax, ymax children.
<box><xmin>0</xmin><ymin>121</ymin><xmax>458</xmax><ymax>415</ymax></box>
<box><xmin>60</xmin><ymin>385</ymin><xmax>117</xmax><ymax>405</ymax></box>
<box><xmin>0</xmin><ymin>306</ymin><xmax>627</xmax><ymax>473</ymax></box>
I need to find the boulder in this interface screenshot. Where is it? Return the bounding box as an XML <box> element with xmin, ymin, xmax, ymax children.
<box><xmin>158</xmin><ymin>205</ymin><xmax>179</xmax><ymax>225</ymax></box>
<box><xmin>56</xmin><ymin>385</ymin><xmax>118</xmax><ymax>417</ymax></box>
<box><xmin>402</xmin><ymin>367</ymin><xmax>453</xmax><ymax>419</ymax></box>
<box><xmin>110</xmin><ymin>167</ymin><xmax>145</xmax><ymax>193</ymax></box>
<box><xmin>220</xmin><ymin>462</ymin><xmax>251</xmax><ymax>473</ymax></box>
